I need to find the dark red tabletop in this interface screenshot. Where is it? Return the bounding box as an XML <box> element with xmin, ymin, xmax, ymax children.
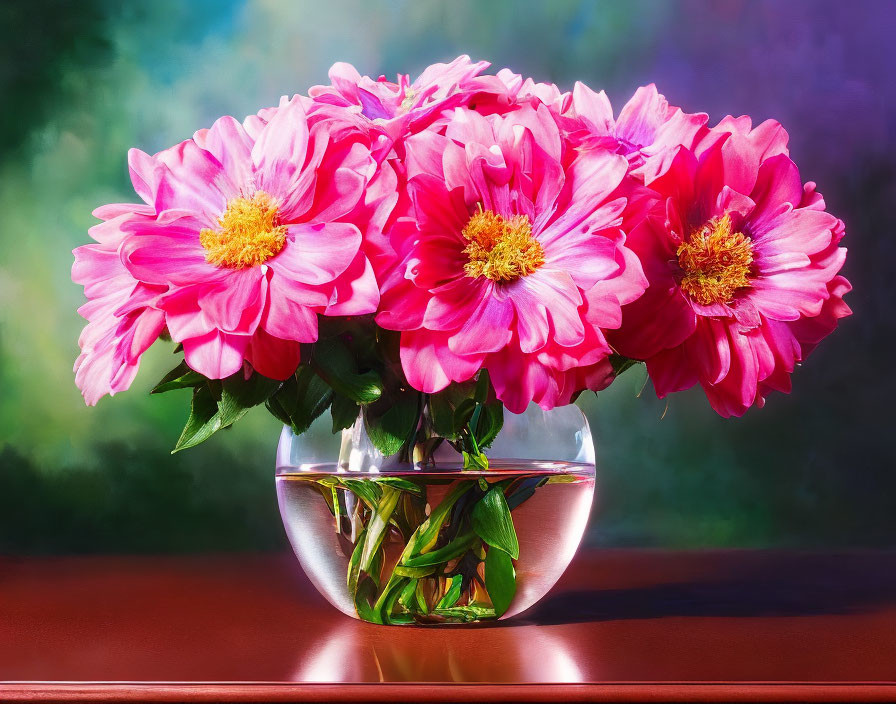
<box><xmin>2</xmin><ymin>550</ymin><xmax>895</xmax><ymax>701</ymax></box>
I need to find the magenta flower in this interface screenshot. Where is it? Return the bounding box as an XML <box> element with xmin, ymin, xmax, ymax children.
<box><xmin>609</xmin><ymin>117</ymin><xmax>851</xmax><ymax>416</ymax></box>
<box><xmin>309</xmin><ymin>56</ymin><xmax>492</xmax><ymax>140</ymax></box>
<box><xmin>76</xmin><ymin>96</ymin><xmax>391</xmax><ymax>386</ymax></box>
<box><xmin>377</xmin><ymin>104</ymin><xmax>647</xmax><ymax>412</ymax></box>
<box><xmin>564</xmin><ymin>82</ymin><xmax>707</xmax><ymax>171</ymax></box>
<box><xmin>72</xmin><ymin>206</ymin><xmax>167</xmax><ymax>405</ymax></box>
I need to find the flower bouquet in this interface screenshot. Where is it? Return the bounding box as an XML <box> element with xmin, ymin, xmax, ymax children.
<box><xmin>73</xmin><ymin>56</ymin><xmax>851</xmax><ymax>624</ymax></box>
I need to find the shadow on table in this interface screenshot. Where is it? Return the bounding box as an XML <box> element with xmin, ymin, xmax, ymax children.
<box><xmin>518</xmin><ymin>552</ymin><xmax>896</xmax><ymax>626</ymax></box>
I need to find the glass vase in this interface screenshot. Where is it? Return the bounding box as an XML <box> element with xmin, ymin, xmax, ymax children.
<box><xmin>275</xmin><ymin>403</ymin><xmax>595</xmax><ymax>625</ymax></box>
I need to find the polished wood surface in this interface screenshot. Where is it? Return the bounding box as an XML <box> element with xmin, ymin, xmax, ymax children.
<box><xmin>2</xmin><ymin>550</ymin><xmax>895</xmax><ymax>701</ymax></box>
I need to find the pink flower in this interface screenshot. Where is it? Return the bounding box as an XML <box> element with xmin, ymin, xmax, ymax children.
<box><xmin>564</xmin><ymin>82</ymin><xmax>707</xmax><ymax>171</ymax></box>
<box><xmin>88</xmin><ymin>96</ymin><xmax>390</xmax><ymax>382</ymax></box>
<box><xmin>72</xmin><ymin>206</ymin><xmax>167</xmax><ymax>405</ymax></box>
<box><xmin>609</xmin><ymin>117</ymin><xmax>851</xmax><ymax>416</ymax></box>
<box><xmin>494</xmin><ymin>68</ymin><xmax>569</xmax><ymax>107</ymax></box>
<box><xmin>309</xmin><ymin>56</ymin><xmax>492</xmax><ymax>141</ymax></box>
<box><xmin>377</xmin><ymin>104</ymin><xmax>647</xmax><ymax>412</ymax></box>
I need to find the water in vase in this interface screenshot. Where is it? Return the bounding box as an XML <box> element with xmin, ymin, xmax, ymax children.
<box><xmin>276</xmin><ymin>460</ymin><xmax>595</xmax><ymax>625</ymax></box>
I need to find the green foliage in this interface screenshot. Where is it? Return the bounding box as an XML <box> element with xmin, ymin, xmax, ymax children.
<box><xmin>435</xmin><ymin>575</ymin><xmax>463</xmax><ymax>609</ymax></box>
<box><xmin>472</xmin><ymin>486</ymin><xmax>520</xmax><ymax>559</ymax></box>
<box><xmin>151</xmin><ymin>360</ymin><xmax>205</xmax><ymax>394</ymax></box>
<box><xmin>311</xmin><ymin>338</ymin><xmax>384</xmax><ymax>404</ymax></box>
<box><xmin>330</xmin><ymin>392</ymin><xmax>359</xmax><ymax>433</ymax></box>
<box><xmin>331</xmin><ymin>475</ymin><xmax>526</xmax><ymax>623</ymax></box>
<box><xmin>173</xmin><ymin>372</ymin><xmax>281</xmax><ymax>452</ymax></box>
<box><xmin>173</xmin><ymin>385</ymin><xmax>220</xmax><ymax>452</ymax></box>
<box><xmin>266</xmin><ymin>365</ymin><xmax>332</xmax><ymax>436</ymax></box>
<box><xmin>364</xmin><ymin>391</ymin><xmax>420</xmax><ymax>457</ymax></box>
<box><xmin>360</xmin><ymin>486</ymin><xmax>401</xmax><ymax>572</ymax></box>
<box><xmin>430</xmin><ymin>383</ymin><xmax>477</xmax><ymax>440</ymax></box>
<box><xmin>484</xmin><ymin>546</ymin><xmax>516</xmax><ymax>617</ymax></box>
<box><xmin>609</xmin><ymin>353</ymin><xmax>642</xmax><ymax>378</ymax></box>
<box><xmin>472</xmin><ymin>402</ymin><xmax>504</xmax><ymax>449</ymax></box>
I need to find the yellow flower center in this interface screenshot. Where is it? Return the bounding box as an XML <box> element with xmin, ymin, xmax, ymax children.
<box><xmin>399</xmin><ymin>88</ymin><xmax>417</xmax><ymax>112</ymax></box>
<box><xmin>677</xmin><ymin>214</ymin><xmax>754</xmax><ymax>305</ymax></box>
<box><xmin>199</xmin><ymin>191</ymin><xmax>287</xmax><ymax>269</ymax></box>
<box><xmin>462</xmin><ymin>208</ymin><xmax>545</xmax><ymax>283</ymax></box>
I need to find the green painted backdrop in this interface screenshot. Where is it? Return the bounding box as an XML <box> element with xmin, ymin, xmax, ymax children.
<box><xmin>1</xmin><ymin>0</ymin><xmax>892</xmax><ymax>553</ymax></box>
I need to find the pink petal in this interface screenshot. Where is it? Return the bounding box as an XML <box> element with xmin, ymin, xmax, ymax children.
<box><xmin>245</xmin><ymin>329</ymin><xmax>302</xmax><ymax>380</ymax></box>
<box><xmin>447</xmin><ymin>290</ymin><xmax>514</xmax><ymax>355</ymax></box>
<box><xmin>201</xmin><ymin>115</ymin><xmax>255</xmax><ymax>192</ymax></box>
<box><xmin>324</xmin><ymin>253</ymin><xmax>380</xmax><ymax>316</ymax></box>
<box><xmin>570</xmin><ymin>81</ymin><xmax>615</xmax><ymax>136</ymax></box>
<box><xmin>270</xmin><ymin>222</ymin><xmax>362</xmax><ymax>285</ymax></box>
<box><xmin>153</xmin><ymin>140</ymin><xmax>230</xmax><ymax>220</ymax></box>
<box><xmin>400</xmin><ymin>329</ymin><xmax>483</xmax><ymax>393</ymax></box>
<box><xmin>196</xmin><ymin>268</ymin><xmax>266</xmax><ymax>334</ymax></box>
<box><xmin>645</xmin><ymin>345</ymin><xmax>699</xmax><ymax>398</ymax></box>
<box><xmin>251</xmin><ymin>95</ymin><xmax>310</xmax><ymax>191</ymax></box>
<box><xmin>614</xmin><ymin>84</ymin><xmax>670</xmax><ymax>149</ymax></box>
<box><xmin>182</xmin><ymin>329</ymin><xmax>248</xmax><ymax>380</ymax></box>
<box><xmin>120</xmin><ymin>225</ymin><xmax>225</xmax><ymax>287</ymax></box>
<box><xmin>127</xmin><ymin>149</ymin><xmax>165</xmax><ymax>207</ymax></box>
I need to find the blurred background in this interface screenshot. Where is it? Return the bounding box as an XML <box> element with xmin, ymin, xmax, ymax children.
<box><xmin>0</xmin><ymin>0</ymin><xmax>892</xmax><ymax>554</ymax></box>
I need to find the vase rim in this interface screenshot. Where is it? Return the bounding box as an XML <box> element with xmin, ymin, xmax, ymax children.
<box><xmin>275</xmin><ymin>458</ymin><xmax>595</xmax><ymax>476</ymax></box>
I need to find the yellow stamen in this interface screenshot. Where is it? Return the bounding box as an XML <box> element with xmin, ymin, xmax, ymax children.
<box><xmin>677</xmin><ymin>213</ymin><xmax>754</xmax><ymax>305</ymax></box>
<box><xmin>199</xmin><ymin>191</ymin><xmax>287</xmax><ymax>269</ymax></box>
<box><xmin>400</xmin><ymin>88</ymin><xmax>417</xmax><ymax>112</ymax></box>
<box><xmin>462</xmin><ymin>208</ymin><xmax>545</xmax><ymax>283</ymax></box>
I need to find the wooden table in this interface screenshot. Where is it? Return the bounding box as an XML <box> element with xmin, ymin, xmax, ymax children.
<box><xmin>1</xmin><ymin>550</ymin><xmax>895</xmax><ymax>701</ymax></box>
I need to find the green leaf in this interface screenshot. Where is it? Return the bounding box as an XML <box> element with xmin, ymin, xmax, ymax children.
<box><xmin>372</xmin><ymin>476</ymin><xmax>423</xmax><ymax>495</ymax></box>
<box><xmin>453</xmin><ymin>397</ymin><xmax>477</xmax><ymax>431</ymax></box>
<box><xmin>414</xmin><ymin>580</ymin><xmax>430</xmax><ymax>615</ymax></box>
<box><xmin>429</xmin><ymin>392</ymin><xmax>460</xmax><ymax>440</ymax></box>
<box><xmin>151</xmin><ymin>360</ymin><xmax>205</xmax><ymax>394</ymax></box>
<box><xmin>435</xmin><ymin>575</ymin><xmax>463</xmax><ymax>609</ymax></box>
<box><xmin>393</xmin><ymin>564</ymin><xmax>437</xmax><ymax>578</ymax></box>
<box><xmin>340</xmin><ymin>478</ymin><xmax>381</xmax><ymax>510</ymax></box>
<box><xmin>401</xmin><ymin>482</ymin><xmax>474</xmax><ymax>559</ymax></box>
<box><xmin>432</xmin><ymin>604</ymin><xmax>495</xmax><ymax>622</ymax></box>
<box><xmin>473</xmin><ymin>369</ymin><xmax>491</xmax><ymax>404</ymax></box>
<box><xmin>463</xmin><ymin>450</ymin><xmax>489</xmax><ymax>470</ymax></box>
<box><xmin>365</xmin><ymin>393</ymin><xmax>419</xmax><ymax>457</ymax></box>
<box><xmin>217</xmin><ymin>372</ymin><xmax>282</xmax><ymax>426</ymax></box>
<box><xmin>173</xmin><ymin>385</ymin><xmax>221</xmax><ymax>452</ymax></box>
<box><xmin>429</xmin><ymin>381</ymin><xmax>477</xmax><ymax>440</ymax></box>
<box><xmin>374</xmin><ymin>575</ymin><xmax>409</xmax><ymax>625</ymax></box>
<box><xmin>264</xmin><ymin>396</ymin><xmax>292</xmax><ymax>427</ymax></box>
<box><xmin>367</xmin><ymin>548</ymin><xmax>384</xmax><ymax>591</ymax></box>
<box><xmin>312</xmin><ymin>338</ymin><xmax>384</xmax><ymax>403</ymax></box>
<box><xmin>269</xmin><ymin>366</ymin><xmax>333</xmax><ymax>435</ymax></box>
<box><xmin>402</xmin><ymin>531</ymin><xmax>477</xmax><ymax>568</ymax></box>
<box><xmin>347</xmin><ymin>527</ymin><xmax>367</xmax><ymax>595</ymax></box>
<box><xmin>546</xmin><ymin>474</ymin><xmax>578</xmax><ymax>484</ymax></box>
<box><xmin>330</xmin><ymin>392</ymin><xmax>359</xmax><ymax>433</ymax></box>
<box><xmin>353</xmin><ymin>578</ymin><xmax>380</xmax><ymax>623</ymax></box>
<box><xmin>360</xmin><ymin>486</ymin><xmax>401</xmax><ymax>572</ymax></box>
<box><xmin>609</xmin><ymin>353</ymin><xmax>641</xmax><ymax>377</ymax></box>
<box><xmin>474</xmin><ymin>403</ymin><xmax>504</xmax><ymax>449</ymax></box>
<box><xmin>505</xmin><ymin>477</ymin><xmax>549</xmax><ymax>511</ymax></box>
<box><xmin>398</xmin><ymin>578</ymin><xmax>419</xmax><ymax>608</ymax></box>
<box><xmin>471</xmin><ymin>487</ymin><xmax>520</xmax><ymax>559</ymax></box>
<box><xmin>484</xmin><ymin>547</ymin><xmax>516</xmax><ymax>617</ymax></box>
<box><xmin>173</xmin><ymin>372</ymin><xmax>281</xmax><ymax>452</ymax></box>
